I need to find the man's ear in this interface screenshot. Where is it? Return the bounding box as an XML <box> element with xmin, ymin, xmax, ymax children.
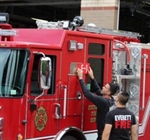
<box><xmin>115</xmin><ymin>96</ymin><xmax>119</xmax><ymax>102</ymax></box>
<box><xmin>107</xmin><ymin>92</ymin><xmax>111</xmax><ymax>97</ymax></box>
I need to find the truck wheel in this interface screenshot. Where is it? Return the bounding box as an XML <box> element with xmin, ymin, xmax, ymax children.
<box><xmin>61</xmin><ymin>135</ymin><xmax>77</xmax><ymax>140</ymax></box>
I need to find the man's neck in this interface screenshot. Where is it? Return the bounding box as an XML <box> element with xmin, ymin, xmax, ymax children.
<box><xmin>117</xmin><ymin>103</ymin><xmax>126</xmax><ymax>108</ymax></box>
<box><xmin>103</xmin><ymin>95</ymin><xmax>111</xmax><ymax>99</ymax></box>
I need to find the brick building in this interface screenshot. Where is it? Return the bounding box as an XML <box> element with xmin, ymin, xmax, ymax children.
<box><xmin>81</xmin><ymin>0</ymin><xmax>119</xmax><ymax>29</ymax></box>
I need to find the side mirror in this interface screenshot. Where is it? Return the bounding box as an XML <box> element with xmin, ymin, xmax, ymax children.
<box><xmin>39</xmin><ymin>57</ymin><xmax>51</xmax><ymax>90</ymax></box>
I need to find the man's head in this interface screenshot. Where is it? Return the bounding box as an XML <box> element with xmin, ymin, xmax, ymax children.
<box><xmin>101</xmin><ymin>82</ymin><xmax>120</xmax><ymax>96</ymax></box>
<box><xmin>116</xmin><ymin>91</ymin><xmax>130</xmax><ymax>105</ymax></box>
<box><xmin>109</xmin><ymin>82</ymin><xmax>120</xmax><ymax>96</ymax></box>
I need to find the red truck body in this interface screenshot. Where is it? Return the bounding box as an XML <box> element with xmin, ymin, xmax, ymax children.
<box><xmin>0</xmin><ymin>16</ymin><xmax>149</xmax><ymax>140</ymax></box>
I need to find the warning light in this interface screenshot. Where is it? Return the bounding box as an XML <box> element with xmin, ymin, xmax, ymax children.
<box><xmin>0</xmin><ymin>13</ymin><xmax>9</xmax><ymax>23</ymax></box>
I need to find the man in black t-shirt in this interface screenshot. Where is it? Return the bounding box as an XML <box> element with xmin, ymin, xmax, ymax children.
<box><xmin>76</xmin><ymin>67</ymin><xmax>120</xmax><ymax>140</ymax></box>
<box><xmin>102</xmin><ymin>91</ymin><xmax>137</xmax><ymax>140</ymax></box>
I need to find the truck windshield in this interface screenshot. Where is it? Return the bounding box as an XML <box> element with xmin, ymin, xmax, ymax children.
<box><xmin>0</xmin><ymin>49</ymin><xmax>29</xmax><ymax>97</ymax></box>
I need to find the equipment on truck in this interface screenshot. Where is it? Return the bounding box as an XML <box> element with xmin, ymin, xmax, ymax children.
<box><xmin>0</xmin><ymin>13</ymin><xmax>149</xmax><ymax>140</ymax></box>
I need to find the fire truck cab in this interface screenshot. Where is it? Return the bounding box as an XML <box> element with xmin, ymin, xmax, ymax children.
<box><xmin>0</xmin><ymin>13</ymin><xmax>150</xmax><ymax>140</ymax></box>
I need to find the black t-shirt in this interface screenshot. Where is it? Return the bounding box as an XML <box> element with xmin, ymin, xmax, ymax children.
<box><xmin>105</xmin><ymin>107</ymin><xmax>136</xmax><ymax>140</ymax></box>
<box><xmin>79</xmin><ymin>79</ymin><xmax>115</xmax><ymax>138</ymax></box>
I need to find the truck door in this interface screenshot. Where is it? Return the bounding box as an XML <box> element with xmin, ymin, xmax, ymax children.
<box><xmin>0</xmin><ymin>49</ymin><xmax>30</xmax><ymax>139</ymax></box>
<box><xmin>26</xmin><ymin>52</ymin><xmax>59</xmax><ymax>139</ymax></box>
<box><xmin>83</xmin><ymin>37</ymin><xmax>113</xmax><ymax>134</ymax></box>
<box><xmin>58</xmin><ymin>37</ymin><xmax>85</xmax><ymax>131</ymax></box>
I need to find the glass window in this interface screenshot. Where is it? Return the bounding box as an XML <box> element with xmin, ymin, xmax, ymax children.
<box><xmin>88</xmin><ymin>58</ymin><xmax>104</xmax><ymax>89</ymax></box>
<box><xmin>31</xmin><ymin>55</ymin><xmax>42</xmax><ymax>94</ymax></box>
<box><xmin>0</xmin><ymin>49</ymin><xmax>29</xmax><ymax>97</ymax></box>
<box><xmin>88</xmin><ymin>43</ymin><xmax>105</xmax><ymax>55</ymax></box>
<box><xmin>31</xmin><ymin>54</ymin><xmax>56</xmax><ymax>95</ymax></box>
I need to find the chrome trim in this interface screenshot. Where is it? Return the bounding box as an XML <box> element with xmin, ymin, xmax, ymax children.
<box><xmin>0</xmin><ymin>131</ymin><xmax>3</xmax><ymax>139</ymax></box>
<box><xmin>0</xmin><ymin>118</ymin><xmax>4</xmax><ymax>130</ymax></box>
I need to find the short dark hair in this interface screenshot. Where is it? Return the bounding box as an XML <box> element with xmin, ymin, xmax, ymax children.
<box><xmin>118</xmin><ymin>91</ymin><xmax>129</xmax><ymax>105</ymax></box>
<box><xmin>109</xmin><ymin>82</ymin><xmax>120</xmax><ymax>95</ymax></box>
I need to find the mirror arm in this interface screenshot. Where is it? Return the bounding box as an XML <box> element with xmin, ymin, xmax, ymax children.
<box><xmin>33</xmin><ymin>51</ymin><xmax>45</xmax><ymax>57</ymax></box>
<box><xmin>34</xmin><ymin>90</ymin><xmax>44</xmax><ymax>102</ymax></box>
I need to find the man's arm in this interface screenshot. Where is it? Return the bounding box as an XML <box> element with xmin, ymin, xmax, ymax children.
<box><xmin>131</xmin><ymin>124</ymin><xmax>137</xmax><ymax>140</ymax></box>
<box><xmin>88</xmin><ymin>67</ymin><xmax>102</xmax><ymax>95</ymax></box>
<box><xmin>76</xmin><ymin>68</ymin><xmax>106</xmax><ymax>106</ymax></box>
<box><xmin>90</xmin><ymin>79</ymin><xmax>102</xmax><ymax>96</ymax></box>
<box><xmin>79</xmin><ymin>79</ymin><xmax>106</xmax><ymax>106</ymax></box>
<box><xmin>78</xmin><ymin>67</ymin><xmax>102</xmax><ymax>95</ymax></box>
<box><xmin>102</xmin><ymin>124</ymin><xmax>112</xmax><ymax>140</ymax></box>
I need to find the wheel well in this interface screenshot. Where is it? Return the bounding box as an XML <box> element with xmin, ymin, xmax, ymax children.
<box><xmin>55</xmin><ymin>127</ymin><xmax>87</xmax><ymax>140</ymax></box>
<box><xmin>64</xmin><ymin>129</ymin><xmax>86</xmax><ymax>140</ymax></box>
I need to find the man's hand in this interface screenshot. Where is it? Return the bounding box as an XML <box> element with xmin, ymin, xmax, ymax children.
<box><xmin>88</xmin><ymin>67</ymin><xmax>94</xmax><ymax>79</ymax></box>
<box><xmin>76</xmin><ymin>68</ymin><xmax>83</xmax><ymax>80</ymax></box>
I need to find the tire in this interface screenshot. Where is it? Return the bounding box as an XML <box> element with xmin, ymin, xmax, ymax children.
<box><xmin>61</xmin><ymin>135</ymin><xmax>77</xmax><ymax>140</ymax></box>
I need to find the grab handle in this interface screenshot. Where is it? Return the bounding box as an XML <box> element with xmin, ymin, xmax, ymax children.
<box><xmin>142</xmin><ymin>54</ymin><xmax>148</xmax><ymax>109</ymax></box>
<box><xmin>63</xmin><ymin>85</ymin><xmax>67</xmax><ymax>118</ymax></box>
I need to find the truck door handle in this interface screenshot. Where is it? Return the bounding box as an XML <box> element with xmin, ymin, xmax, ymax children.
<box><xmin>54</xmin><ymin>103</ymin><xmax>61</xmax><ymax>119</ymax></box>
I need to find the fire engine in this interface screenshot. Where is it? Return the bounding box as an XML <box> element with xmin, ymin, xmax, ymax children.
<box><xmin>0</xmin><ymin>12</ymin><xmax>150</xmax><ymax>140</ymax></box>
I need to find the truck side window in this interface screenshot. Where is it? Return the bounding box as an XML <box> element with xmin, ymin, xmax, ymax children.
<box><xmin>31</xmin><ymin>55</ymin><xmax>42</xmax><ymax>95</ymax></box>
<box><xmin>31</xmin><ymin>54</ymin><xmax>56</xmax><ymax>95</ymax></box>
<box><xmin>88</xmin><ymin>43</ymin><xmax>105</xmax><ymax>88</ymax></box>
<box><xmin>88</xmin><ymin>58</ymin><xmax>104</xmax><ymax>89</ymax></box>
<box><xmin>0</xmin><ymin>49</ymin><xmax>29</xmax><ymax>97</ymax></box>
<box><xmin>88</xmin><ymin>43</ymin><xmax>105</xmax><ymax>55</ymax></box>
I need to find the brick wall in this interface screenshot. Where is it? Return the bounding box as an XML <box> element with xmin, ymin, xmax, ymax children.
<box><xmin>81</xmin><ymin>0</ymin><xmax>119</xmax><ymax>29</ymax></box>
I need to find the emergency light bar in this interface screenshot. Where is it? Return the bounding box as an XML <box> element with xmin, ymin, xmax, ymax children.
<box><xmin>36</xmin><ymin>20</ymin><xmax>70</xmax><ymax>29</ymax></box>
<box><xmin>0</xmin><ymin>29</ymin><xmax>17</xmax><ymax>36</ymax></box>
<box><xmin>0</xmin><ymin>13</ymin><xmax>9</xmax><ymax>23</ymax></box>
<box><xmin>35</xmin><ymin>16</ymin><xmax>84</xmax><ymax>30</ymax></box>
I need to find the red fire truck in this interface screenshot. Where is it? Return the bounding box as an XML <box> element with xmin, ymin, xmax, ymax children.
<box><xmin>0</xmin><ymin>13</ymin><xmax>150</xmax><ymax>140</ymax></box>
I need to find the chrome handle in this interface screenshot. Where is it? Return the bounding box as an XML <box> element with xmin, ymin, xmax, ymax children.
<box><xmin>54</xmin><ymin>103</ymin><xmax>61</xmax><ymax>119</ymax></box>
<box><xmin>63</xmin><ymin>85</ymin><xmax>67</xmax><ymax>118</ymax></box>
<box><xmin>142</xmin><ymin>54</ymin><xmax>148</xmax><ymax>109</ymax></box>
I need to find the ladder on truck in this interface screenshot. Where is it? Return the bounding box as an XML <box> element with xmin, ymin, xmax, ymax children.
<box><xmin>77</xmin><ymin>25</ymin><xmax>141</xmax><ymax>38</ymax></box>
<box><xmin>35</xmin><ymin>19</ymin><xmax>141</xmax><ymax>39</ymax></box>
